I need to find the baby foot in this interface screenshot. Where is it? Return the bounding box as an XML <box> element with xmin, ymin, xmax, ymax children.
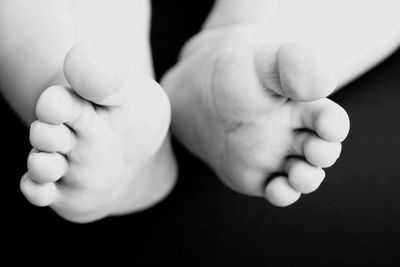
<box><xmin>162</xmin><ymin>27</ymin><xmax>349</xmax><ymax>206</ymax></box>
<box><xmin>20</xmin><ymin>44</ymin><xmax>177</xmax><ymax>223</ymax></box>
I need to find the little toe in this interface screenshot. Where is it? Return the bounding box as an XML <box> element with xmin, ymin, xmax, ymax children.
<box><xmin>36</xmin><ymin>85</ymin><xmax>94</xmax><ymax>132</ymax></box>
<box><xmin>290</xmin><ymin>132</ymin><xmax>341</xmax><ymax>168</ymax></box>
<box><xmin>285</xmin><ymin>158</ymin><xmax>325</xmax><ymax>194</ymax></box>
<box><xmin>20</xmin><ymin>173</ymin><xmax>57</xmax><ymax>207</ymax></box>
<box><xmin>256</xmin><ymin>43</ymin><xmax>336</xmax><ymax>101</ymax></box>
<box><xmin>265</xmin><ymin>176</ymin><xmax>301</xmax><ymax>207</ymax></box>
<box><xmin>295</xmin><ymin>98</ymin><xmax>350</xmax><ymax>142</ymax></box>
<box><xmin>27</xmin><ymin>151</ymin><xmax>68</xmax><ymax>184</ymax></box>
<box><xmin>30</xmin><ymin>121</ymin><xmax>75</xmax><ymax>154</ymax></box>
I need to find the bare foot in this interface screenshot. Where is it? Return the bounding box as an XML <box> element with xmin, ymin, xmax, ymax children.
<box><xmin>162</xmin><ymin>26</ymin><xmax>349</xmax><ymax>206</ymax></box>
<box><xmin>20</xmin><ymin>44</ymin><xmax>177</xmax><ymax>223</ymax></box>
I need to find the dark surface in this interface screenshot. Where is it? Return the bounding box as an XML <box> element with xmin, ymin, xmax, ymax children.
<box><xmin>3</xmin><ymin>0</ymin><xmax>400</xmax><ymax>265</ymax></box>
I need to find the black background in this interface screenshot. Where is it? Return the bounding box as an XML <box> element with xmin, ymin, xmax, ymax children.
<box><xmin>2</xmin><ymin>0</ymin><xmax>400</xmax><ymax>265</ymax></box>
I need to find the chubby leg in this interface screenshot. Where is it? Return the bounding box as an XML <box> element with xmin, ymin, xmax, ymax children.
<box><xmin>0</xmin><ymin>0</ymin><xmax>152</xmax><ymax>123</ymax></box>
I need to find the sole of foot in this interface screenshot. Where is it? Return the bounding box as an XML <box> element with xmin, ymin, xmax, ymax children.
<box><xmin>164</xmin><ymin>40</ymin><xmax>349</xmax><ymax>207</ymax></box>
<box><xmin>20</xmin><ymin>43</ymin><xmax>177</xmax><ymax>223</ymax></box>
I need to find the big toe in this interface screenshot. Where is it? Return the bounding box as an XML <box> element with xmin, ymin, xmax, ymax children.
<box><xmin>64</xmin><ymin>42</ymin><xmax>168</xmax><ymax>115</ymax></box>
<box><xmin>277</xmin><ymin>44</ymin><xmax>337</xmax><ymax>101</ymax></box>
<box><xmin>63</xmin><ymin>42</ymin><xmax>127</xmax><ymax>106</ymax></box>
<box><xmin>256</xmin><ymin>43</ymin><xmax>337</xmax><ymax>101</ymax></box>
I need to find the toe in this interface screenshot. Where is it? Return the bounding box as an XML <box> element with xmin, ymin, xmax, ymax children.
<box><xmin>36</xmin><ymin>85</ymin><xmax>94</xmax><ymax>132</ymax></box>
<box><xmin>265</xmin><ymin>176</ymin><xmax>301</xmax><ymax>207</ymax></box>
<box><xmin>64</xmin><ymin>43</ymin><xmax>166</xmax><ymax>115</ymax></box>
<box><xmin>256</xmin><ymin>43</ymin><xmax>336</xmax><ymax>101</ymax></box>
<box><xmin>27</xmin><ymin>151</ymin><xmax>68</xmax><ymax>184</ymax></box>
<box><xmin>36</xmin><ymin>85</ymin><xmax>77</xmax><ymax>124</ymax></box>
<box><xmin>303</xmin><ymin>135</ymin><xmax>342</xmax><ymax>168</ymax></box>
<box><xmin>30</xmin><ymin>121</ymin><xmax>75</xmax><ymax>154</ymax></box>
<box><xmin>20</xmin><ymin>173</ymin><xmax>57</xmax><ymax>207</ymax></box>
<box><xmin>285</xmin><ymin>158</ymin><xmax>325</xmax><ymax>194</ymax></box>
<box><xmin>312</xmin><ymin>101</ymin><xmax>350</xmax><ymax>143</ymax></box>
<box><xmin>277</xmin><ymin>44</ymin><xmax>336</xmax><ymax>101</ymax></box>
<box><xmin>290</xmin><ymin>132</ymin><xmax>341</xmax><ymax>168</ymax></box>
<box><xmin>295</xmin><ymin>98</ymin><xmax>350</xmax><ymax>142</ymax></box>
<box><xmin>64</xmin><ymin>42</ymin><xmax>127</xmax><ymax>106</ymax></box>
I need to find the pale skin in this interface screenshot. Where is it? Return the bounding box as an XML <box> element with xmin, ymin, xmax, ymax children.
<box><xmin>0</xmin><ymin>0</ymin><xmax>177</xmax><ymax>223</ymax></box>
<box><xmin>0</xmin><ymin>0</ymin><xmax>350</xmax><ymax>222</ymax></box>
<box><xmin>162</xmin><ymin>0</ymin><xmax>350</xmax><ymax>205</ymax></box>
